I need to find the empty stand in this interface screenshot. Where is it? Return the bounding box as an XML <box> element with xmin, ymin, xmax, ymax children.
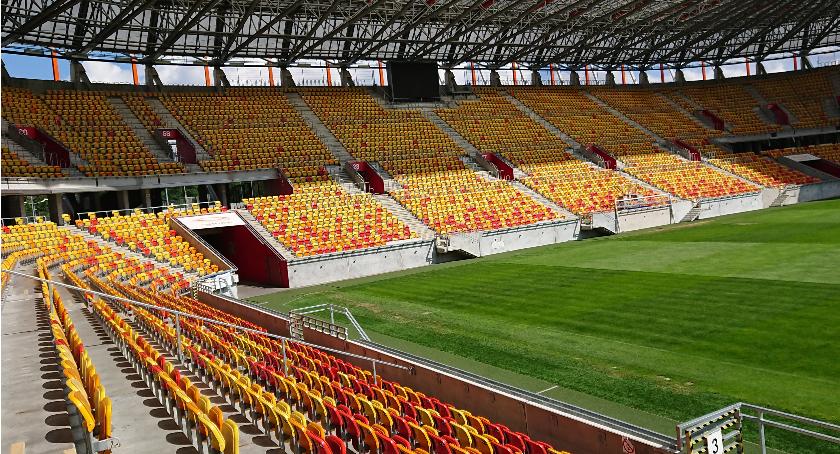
<box><xmin>753</xmin><ymin>71</ymin><xmax>839</xmax><ymax>129</ymax></box>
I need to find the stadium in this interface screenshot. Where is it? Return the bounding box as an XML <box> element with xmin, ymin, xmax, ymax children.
<box><xmin>1</xmin><ymin>0</ymin><xmax>839</xmax><ymax>453</ymax></box>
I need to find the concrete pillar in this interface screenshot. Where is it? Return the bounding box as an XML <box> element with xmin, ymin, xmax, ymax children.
<box><xmin>530</xmin><ymin>69</ymin><xmax>543</xmax><ymax>86</ymax></box>
<box><xmin>142</xmin><ymin>189</ymin><xmax>153</xmax><ymax>210</ymax></box>
<box><xmin>213</xmin><ymin>67</ymin><xmax>230</xmax><ymax>88</ymax></box>
<box><xmin>444</xmin><ymin>69</ymin><xmax>457</xmax><ymax>92</ymax></box>
<box><xmin>674</xmin><ymin>68</ymin><xmax>686</xmax><ymax>83</ymax></box>
<box><xmin>213</xmin><ymin>183</ymin><xmax>229</xmax><ymax>207</ymax></box>
<box><xmin>280</xmin><ymin>67</ymin><xmax>296</xmax><ymax>87</ymax></box>
<box><xmin>1</xmin><ymin>61</ymin><xmax>11</xmax><ymax>85</ymax></box>
<box><xmin>569</xmin><ymin>71</ymin><xmax>580</xmax><ymax>86</ymax></box>
<box><xmin>801</xmin><ymin>55</ymin><xmax>813</xmax><ymax>70</ymax></box>
<box><xmin>714</xmin><ymin>65</ymin><xmax>725</xmax><ymax>80</ymax></box>
<box><xmin>47</xmin><ymin>194</ymin><xmax>64</xmax><ymax>224</ymax></box>
<box><xmin>489</xmin><ymin>69</ymin><xmax>502</xmax><ymax>86</ymax></box>
<box><xmin>117</xmin><ymin>190</ymin><xmax>130</xmax><ymax>210</ymax></box>
<box><xmin>198</xmin><ymin>185</ymin><xmax>210</xmax><ymax>204</ymax></box>
<box><xmin>145</xmin><ymin>65</ymin><xmax>164</xmax><ymax>91</ymax></box>
<box><xmin>755</xmin><ymin>61</ymin><xmax>767</xmax><ymax>76</ymax></box>
<box><xmin>69</xmin><ymin>60</ymin><xmax>91</xmax><ymax>89</ymax></box>
<box><xmin>638</xmin><ymin>70</ymin><xmax>650</xmax><ymax>86</ymax></box>
<box><xmin>339</xmin><ymin>67</ymin><xmax>354</xmax><ymax>87</ymax></box>
<box><xmin>605</xmin><ymin>71</ymin><xmax>616</xmax><ymax>86</ymax></box>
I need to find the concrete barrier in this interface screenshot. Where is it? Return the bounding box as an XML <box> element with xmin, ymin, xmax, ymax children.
<box><xmin>698</xmin><ymin>193</ymin><xmax>763</xmax><ymax>219</ymax></box>
<box><xmin>286</xmin><ymin>239</ymin><xmax>436</xmax><ymax>287</ymax></box>
<box><xmin>447</xmin><ymin>219</ymin><xmax>580</xmax><ymax>257</ymax></box>
<box><xmin>592</xmin><ymin>206</ymin><xmax>673</xmax><ymax>233</ymax></box>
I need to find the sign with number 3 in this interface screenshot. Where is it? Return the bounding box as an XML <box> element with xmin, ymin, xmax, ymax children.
<box><xmin>704</xmin><ymin>428</ymin><xmax>724</xmax><ymax>454</ymax></box>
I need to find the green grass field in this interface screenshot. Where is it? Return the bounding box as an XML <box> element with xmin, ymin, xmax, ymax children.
<box><xmin>254</xmin><ymin>200</ymin><xmax>840</xmax><ymax>452</ymax></box>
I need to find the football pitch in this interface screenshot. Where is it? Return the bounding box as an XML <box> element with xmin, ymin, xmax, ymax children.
<box><xmin>254</xmin><ymin>199</ymin><xmax>840</xmax><ymax>452</ymax></box>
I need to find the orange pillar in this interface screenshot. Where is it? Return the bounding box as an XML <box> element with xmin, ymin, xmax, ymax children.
<box><xmin>701</xmin><ymin>61</ymin><xmax>707</xmax><ymax>80</ymax></box>
<box><xmin>204</xmin><ymin>66</ymin><xmax>212</xmax><ymax>86</ymax></box>
<box><xmin>793</xmin><ymin>55</ymin><xmax>798</xmax><ymax>71</ymax></box>
<box><xmin>511</xmin><ymin>62</ymin><xmax>518</xmax><ymax>86</ymax></box>
<box><xmin>549</xmin><ymin>64</ymin><xmax>556</xmax><ymax>85</ymax></box>
<box><xmin>470</xmin><ymin>62</ymin><xmax>477</xmax><ymax>86</ymax></box>
<box><xmin>131</xmin><ymin>57</ymin><xmax>139</xmax><ymax>85</ymax></box>
<box><xmin>584</xmin><ymin>65</ymin><xmax>590</xmax><ymax>85</ymax></box>
<box><xmin>745</xmin><ymin>58</ymin><xmax>750</xmax><ymax>76</ymax></box>
<box><xmin>621</xmin><ymin>65</ymin><xmax>626</xmax><ymax>85</ymax></box>
<box><xmin>378</xmin><ymin>60</ymin><xmax>385</xmax><ymax>86</ymax></box>
<box><xmin>51</xmin><ymin>50</ymin><xmax>60</xmax><ymax>81</ymax></box>
<box><xmin>660</xmin><ymin>63</ymin><xmax>665</xmax><ymax>83</ymax></box>
<box><xmin>326</xmin><ymin>61</ymin><xmax>332</xmax><ymax>86</ymax></box>
<box><xmin>268</xmin><ymin>66</ymin><xmax>275</xmax><ymax>87</ymax></box>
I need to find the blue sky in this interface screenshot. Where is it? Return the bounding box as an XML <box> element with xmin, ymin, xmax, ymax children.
<box><xmin>3</xmin><ymin>50</ymin><xmax>838</xmax><ymax>86</ymax></box>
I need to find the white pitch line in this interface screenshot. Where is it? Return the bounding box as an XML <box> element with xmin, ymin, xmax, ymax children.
<box><xmin>535</xmin><ymin>385</ymin><xmax>558</xmax><ymax>395</ymax></box>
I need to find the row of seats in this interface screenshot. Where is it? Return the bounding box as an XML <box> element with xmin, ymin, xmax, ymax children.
<box><xmin>752</xmin><ymin>72</ymin><xmax>839</xmax><ymax>129</ymax></box>
<box><xmin>10</xmin><ymin>219</ymin><xmax>570</xmax><ymax>454</ymax></box>
<box><xmin>509</xmin><ymin>88</ymin><xmax>761</xmax><ymax>200</ymax></box>
<box><xmin>121</xmin><ymin>93</ymin><xmax>167</xmax><ymax>133</ymax></box>
<box><xmin>434</xmin><ymin>89</ymin><xmax>659</xmax><ymax>215</ymax></box>
<box><xmin>762</xmin><ymin>143</ymin><xmax>840</xmax><ymax>163</ymax></box>
<box><xmin>162</xmin><ymin>88</ymin><xmax>337</xmax><ymax>175</ymax></box>
<box><xmin>300</xmin><ymin>88</ymin><xmax>561</xmax><ymax>233</ymax></box>
<box><xmin>245</xmin><ymin>180</ymin><xmax>417</xmax><ymax>256</ymax></box>
<box><xmin>1</xmin><ymin>88</ymin><xmax>185</xmax><ymax>176</ymax></box>
<box><xmin>676</xmin><ymin>83</ymin><xmax>780</xmax><ymax>136</ymax></box>
<box><xmin>73</xmin><ymin>205</ymin><xmax>225</xmax><ymax>276</ymax></box>
<box><xmin>593</xmin><ymin>88</ymin><xmax>818</xmax><ymax>187</ymax></box>
<box><xmin>1</xmin><ymin>145</ymin><xmax>65</xmax><ymax>178</ymax></box>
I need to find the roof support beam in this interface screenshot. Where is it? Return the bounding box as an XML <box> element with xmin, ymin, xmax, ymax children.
<box><xmin>77</xmin><ymin>0</ymin><xmax>157</xmax><ymax>53</ymax></box>
<box><xmin>720</xmin><ymin>0</ymin><xmax>811</xmax><ymax>61</ymax></box>
<box><xmin>217</xmin><ymin>0</ymin><xmax>262</xmax><ymax>61</ymax></box>
<box><xmin>224</xmin><ymin>0</ymin><xmax>304</xmax><ymax>60</ymax></box>
<box><xmin>289</xmin><ymin>0</ymin><xmax>387</xmax><ymax>64</ymax></box>
<box><xmin>2</xmin><ymin>0</ymin><xmax>84</xmax><ymax>47</ymax></box>
<box><xmin>408</xmin><ymin>0</ymin><xmax>493</xmax><ymax>60</ymax></box>
<box><xmin>282</xmin><ymin>0</ymin><xmax>344</xmax><ymax>64</ymax></box>
<box><xmin>760</xmin><ymin>0</ymin><xmax>838</xmax><ymax>59</ymax></box>
<box><xmin>144</xmin><ymin>0</ymin><xmax>223</xmax><ymax>62</ymax></box>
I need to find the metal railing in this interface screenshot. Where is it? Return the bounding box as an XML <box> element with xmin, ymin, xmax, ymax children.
<box><xmin>676</xmin><ymin>402</ymin><xmax>840</xmax><ymax>454</ymax></box>
<box><xmin>2</xmin><ymin>269</ymin><xmax>410</xmax><ymax>381</ymax></box>
<box><xmin>290</xmin><ymin>303</ymin><xmax>371</xmax><ymax>341</ymax></box>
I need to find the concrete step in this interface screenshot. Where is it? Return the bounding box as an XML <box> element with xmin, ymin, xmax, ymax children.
<box><xmin>326</xmin><ymin>166</ymin><xmax>364</xmax><ymax>194</ymax></box>
<box><xmin>419</xmin><ymin>109</ymin><xmax>482</xmax><ymax>156</ymax></box>
<box><xmin>146</xmin><ymin>98</ymin><xmax>212</xmax><ymax>161</ymax></box>
<box><xmin>285</xmin><ymin>92</ymin><xmax>356</xmax><ymax>164</ymax></box>
<box><xmin>501</xmin><ymin>92</ymin><xmax>582</xmax><ymax>148</ymax></box>
<box><xmin>681</xmin><ymin>204</ymin><xmax>702</xmax><ymax>222</ymax></box>
<box><xmin>372</xmin><ymin>194</ymin><xmax>437</xmax><ymax>239</ymax></box>
<box><xmin>107</xmin><ymin>97</ymin><xmax>176</xmax><ymax>163</ymax></box>
<box><xmin>235</xmin><ymin>210</ymin><xmax>298</xmax><ymax>260</ymax></box>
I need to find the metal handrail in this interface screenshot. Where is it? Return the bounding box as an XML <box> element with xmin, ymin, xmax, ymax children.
<box><xmin>2</xmin><ymin>269</ymin><xmax>410</xmax><ymax>377</ymax></box>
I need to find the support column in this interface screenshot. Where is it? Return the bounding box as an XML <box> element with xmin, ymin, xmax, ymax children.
<box><xmin>714</xmin><ymin>65</ymin><xmax>725</xmax><ymax>80</ymax></box>
<box><xmin>339</xmin><ymin>66</ymin><xmax>354</xmax><ymax>87</ymax></box>
<box><xmin>638</xmin><ymin>70</ymin><xmax>649</xmax><ymax>86</ymax></box>
<box><xmin>444</xmin><ymin>68</ymin><xmax>457</xmax><ymax>92</ymax></box>
<box><xmin>213</xmin><ymin>66</ymin><xmax>230</xmax><ymax>88</ymax></box>
<box><xmin>145</xmin><ymin>65</ymin><xmax>164</xmax><ymax>91</ymax></box>
<box><xmin>755</xmin><ymin>61</ymin><xmax>767</xmax><ymax>76</ymax></box>
<box><xmin>530</xmin><ymin>69</ymin><xmax>543</xmax><ymax>86</ymax></box>
<box><xmin>1</xmin><ymin>61</ymin><xmax>11</xmax><ymax>85</ymax></box>
<box><xmin>674</xmin><ymin>68</ymin><xmax>686</xmax><ymax>84</ymax></box>
<box><xmin>213</xmin><ymin>183</ymin><xmax>229</xmax><ymax>207</ymax></box>
<box><xmin>489</xmin><ymin>69</ymin><xmax>502</xmax><ymax>87</ymax></box>
<box><xmin>569</xmin><ymin>71</ymin><xmax>580</xmax><ymax>86</ymax></box>
<box><xmin>142</xmin><ymin>189</ymin><xmax>153</xmax><ymax>210</ymax></box>
<box><xmin>2</xmin><ymin>195</ymin><xmax>26</xmax><ymax>219</ymax></box>
<box><xmin>117</xmin><ymin>190</ymin><xmax>130</xmax><ymax>210</ymax></box>
<box><xmin>69</xmin><ymin>60</ymin><xmax>92</xmax><ymax>89</ymax></box>
<box><xmin>801</xmin><ymin>54</ymin><xmax>813</xmax><ymax>70</ymax></box>
<box><xmin>605</xmin><ymin>71</ymin><xmax>616</xmax><ymax>86</ymax></box>
<box><xmin>47</xmin><ymin>194</ymin><xmax>64</xmax><ymax>224</ymax></box>
<box><xmin>280</xmin><ymin>67</ymin><xmax>296</xmax><ymax>87</ymax></box>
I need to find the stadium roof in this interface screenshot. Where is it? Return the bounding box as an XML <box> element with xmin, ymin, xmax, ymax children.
<box><xmin>3</xmin><ymin>0</ymin><xmax>840</xmax><ymax>69</ymax></box>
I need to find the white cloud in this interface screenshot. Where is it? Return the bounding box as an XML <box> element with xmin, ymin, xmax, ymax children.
<box><xmin>82</xmin><ymin>61</ymin><xmax>138</xmax><ymax>84</ymax></box>
<box><xmin>154</xmin><ymin>65</ymin><xmax>206</xmax><ymax>85</ymax></box>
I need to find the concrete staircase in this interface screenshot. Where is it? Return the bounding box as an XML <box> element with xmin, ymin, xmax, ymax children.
<box><xmin>585</xmin><ymin>92</ymin><xmax>667</xmax><ymax>143</ymax></box>
<box><xmin>108</xmin><ymin>97</ymin><xmax>175</xmax><ymax>163</ymax></box>
<box><xmin>657</xmin><ymin>93</ymin><xmax>718</xmax><ymax>132</ymax></box>
<box><xmin>146</xmin><ymin>98</ymin><xmax>212</xmax><ymax>161</ymax></box>
<box><xmin>325</xmin><ymin>165</ymin><xmax>364</xmax><ymax>194</ymax></box>
<box><xmin>680</xmin><ymin>203</ymin><xmax>702</xmax><ymax>222</ymax></box>
<box><xmin>420</xmin><ymin>109</ymin><xmax>481</xmax><ymax>155</ymax></box>
<box><xmin>372</xmin><ymin>194</ymin><xmax>437</xmax><ymax>240</ymax></box>
<box><xmin>286</xmin><ymin>92</ymin><xmax>356</xmax><ymax>164</ymax></box>
<box><xmin>236</xmin><ymin>210</ymin><xmax>298</xmax><ymax>260</ymax></box>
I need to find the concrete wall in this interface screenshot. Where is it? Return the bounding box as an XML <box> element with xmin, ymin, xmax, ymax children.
<box><xmin>591</xmin><ymin>207</ymin><xmax>672</xmax><ymax>233</ymax></box>
<box><xmin>793</xmin><ymin>180</ymin><xmax>840</xmax><ymax>203</ymax></box>
<box><xmin>698</xmin><ymin>193</ymin><xmax>763</xmax><ymax>219</ymax></box>
<box><xmin>196</xmin><ymin>291</ymin><xmax>674</xmax><ymax>454</ymax></box>
<box><xmin>671</xmin><ymin>199</ymin><xmax>694</xmax><ymax>222</ymax></box>
<box><xmin>287</xmin><ymin>239</ymin><xmax>435</xmax><ymax>287</ymax></box>
<box><xmin>448</xmin><ymin>220</ymin><xmax>580</xmax><ymax>257</ymax></box>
